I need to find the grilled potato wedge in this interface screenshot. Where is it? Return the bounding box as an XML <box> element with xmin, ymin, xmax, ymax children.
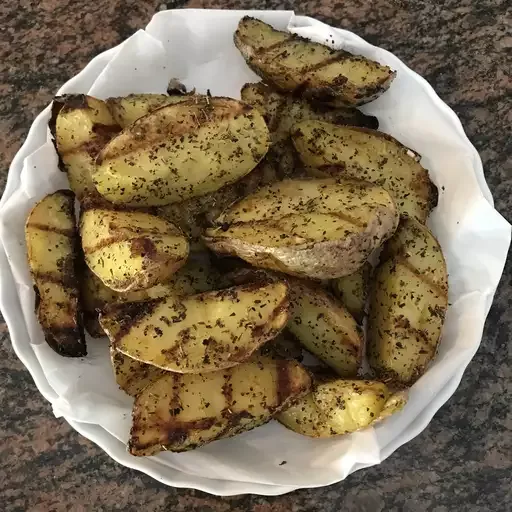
<box><xmin>330</xmin><ymin>262</ymin><xmax>372</xmax><ymax>324</ymax></box>
<box><xmin>106</xmin><ymin>93</ymin><xmax>197</xmax><ymax>128</ymax></box>
<box><xmin>25</xmin><ymin>190</ymin><xmax>86</xmax><ymax>356</ymax></box>
<box><xmin>288</xmin><ymin>280</ymin><xmax>362</xmax><ymax>376</ymax></box>
<box><xmin>81</xmin><ymin>253</ymin><xmax>221</xmax><ymax>336</ymax></box>
<box><xmin>204</xmin><ymin>178</ymin><xmax>399</xmax><ymax>279</ymax></box>
<box><xmin>80</xmin><ymin>206</ymin><xmax>189</xmax><ymax>293</ymax></box>
<box><xmin>234</xmin><ymin>17</ymin><xmax>395</xmax><ymax>106</ymax></box>
<box><xmin>100</xmin><ymin>280</ymin><xmax>290</xmax><ymax>373</ymax></box>
<box><xmin>241</xmin><ymin>82</ymin><xmax>379</xmax><ymax>145</ymax></box>
<box><xmin>93</xmin><ymin>97</ymin><xmax>270</xmax><ymax>206</ymax></box>
<box><xmin>292</xmin><ymin>121</ymin><xmax>438</xmax><ymax>223</ymax></box>
<box><xmin>367</xmin><ymin>217</ymin><xmax>448</xmax><ymax>385</ymax></box>
<box><xmin>110</xmin><ymin>348</ymin><xmax>166</xmax><ymax>397</ymax></box>
<box><xmin>129</xmin><ymin>355</ymin><xmax>312</xmax><ymax>455</ymax></box>
<box><xmin>277</xmin><ymin>378</ymin><xmax>407</xmax><ymax>437</ymax></box>
<box><xmin>50</xmin><ymin>95</ymin><xmax>120</xmax><ymax>200</ymax></box>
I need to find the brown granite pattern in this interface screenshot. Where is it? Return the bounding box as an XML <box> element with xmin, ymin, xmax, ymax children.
<box><xmin>0</xmin><ymin>1</ymin><xmax>510</xmax><ymax>510</ymax></box>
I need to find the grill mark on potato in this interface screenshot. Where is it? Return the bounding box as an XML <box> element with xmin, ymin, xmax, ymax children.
<box><xmin>275</xmin><ymin>360</ymin><xmax>291</xmax><ymax>406</ymax></box>
<box><xmin>394</xmin><ymin>255</ymin><xmax>447</xmax><ymax>298</ymax></box>
<box><xmin>252</xmin><ymin>35</ymin><xmax>296</xmax><ymax>54</ymax></box>
<box><xmin>25</xmin><ymin>222</ymin><xmax>75</xmax><ymax>237</ymax></box>
<box><xmin>300</xmin><ymin>52</ymin><xmax>352</xmax><ymax>75</ymax></box>
<box><xmin>250</xmin><ymin>294</ymin><xmax>289</xmax><ymax>340</ymax></box>
<box><xmin>97</xmin><ymin>98</ymin><xmax>253</xmax><ymax>163</ymax></box>
<box><xmin>107</xmin><ymin>299</ymin><xmax>165</xmax><ymax>345</ymax></box>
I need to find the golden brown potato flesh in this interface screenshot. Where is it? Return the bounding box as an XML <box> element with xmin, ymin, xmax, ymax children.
<box><xmin>234</xmin><ymin>17</ymin><xmax>395</xmax><ymax>106</ymax></box>
<box><xmin>367</xmin><ymin>217</ymin><xmax>448</xmax><ymax>385</ymax></box>
<box><xmin>241</xmin><ymin>82</ymin><xmax>379</xmax><ymax>146</ymax></box>
<box><xmin>25</xmin><ymin>190</ymin><xmax>86</xmax><ymax>356</ymax></box>
<box><xmin>330</xmin><ymin>262</ymin><xmax>372</xmax><ymax>323</ymax></box>
<box><xmin>93</xmin><ymin>97</ymin><xmax>270</xmax><ymax>206</ymax></box>
<box><xmin>129</xmin><ymin>356</ymin><xmax>312</xmax><ymax>454</ymax></box>
<box><xmin>288</xmin><ymin>280</ymin><xmax>362</xmax><ymax>376</ymax></box>
<box><xmin>106</xmin><ymin>93</ymin><xmax>197</xmax><ymax>128</ymax></box>
<box><xmin>100</xmin><ymin>280</ymin><xmax>290</xmax><ymax>373</ymax></box>
<box><xmin>204</xmin><ymin>178</ymin><xmax>399</xmax><ymax>279</ymax></box>
<box><xmin>80</xmin><ymin>206</ymin><xmax>189</xmax><ymax>293</ymax></box>
<box><xmin>110</xmin><ymin>348</ymin><xmax>166</xmax><ymax>397</ymax></box>
<box><xmin>49</xmin><ymin>95</ymin><xmax>120</xmax><ymax>200</ymax></box>
<box><xmin>277</xmin><ymin>378</ymin><xmax>407</xmax><ymax>437</ymax></box>
<box><xmin>292</xmin><ymin>121</ymin><xmax>438</xmax><ymax>223</ymax></box>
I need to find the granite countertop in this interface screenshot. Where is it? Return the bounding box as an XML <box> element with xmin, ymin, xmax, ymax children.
<box><xmin>0</xmin><ymin>1</ymin><xmax>510</xmax><ymax>510</ymax></box>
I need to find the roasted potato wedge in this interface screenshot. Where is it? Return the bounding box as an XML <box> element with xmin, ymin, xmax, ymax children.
<box><xmin>110</xmin><ymin>348</ymin><xmax>166</xmax><ymax>397</ymax></box>
<box><xmin>292</xmin><ymin>121</ymin><xmax>438</xmax><ymax>223</ymax></box>
<box><xmin>129</xmin><ymin>355</ymin><xmax>312</xmax><ymax>454</ymax></box>
<box><xmin>330</xmin><ymin>262</ymin><xmax>372</xmax><ymax>323</ymax></box>
<box><xmin>80</xmin><ymin>206</ymin><xmax>189</xmax><ymax>293</ymax></box>
<box><xmin>93</xmin><ymin>97</ymin><xmax>270</xmax><ymax>206</ymax></box>
<box><xmin>277</xmin><ymin>378</ymin><xmax>407</xmax><ymax>437</ymax></box>
<box><xmin>100</xmin><ymin>280</ymin><xmax>290</xmax><ymax>373</ymax></box>
<box><xmin>106</xmin><ymin>93</ymin><xmax>197</xmax><ymax>128</ymax></box>
<box><xmin>234</xmin><ymin>17</ymin><xmax>395</xmax><ymax>106</ymax></box>
<box><xmin>204</xmin><ymin>178</ymin><xmax>399</xmax><ymax>279</ymax></box>
<box><xmin>25</xmin><ymin>190</ymin><xmax>86</xmax><ymax>356</ymax></box>
<box><xmin>367</xmin><ymin>217</ymin><xmax>448</xmax><ymax>385</ymax></box>
<box><xmin>50</xmin><ymin>95</ymin><xmax>120</xmax><ymax>200</ymax></box>
<box><xmin>81</xmin><ymin>253</ymin><xmax>221</xmax><ymax>336</ymax></box>
<box><xmin>288</xmin><ymin>280</ymin><xmax>362</xmax><ymax>376</ymax></box>
<box><xmin>241</xmin><ymin>82</ymin><xmax>379</xmax><ymax>145</ymax></box>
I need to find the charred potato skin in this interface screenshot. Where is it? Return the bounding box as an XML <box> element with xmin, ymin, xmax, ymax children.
<box><xmin>25</xmin><ymin>190</ymin><xmax>86</xmax><ymax>357</ymax></box>
<box><xmin>234</xmin><ymin>17</ymin><xmax>395</xmax><ymax>107</ymax></box>
<box><xmin>204</xmin><ymin>178</ymin><xmax>399</xmax><ymax>279</ymax></box>
<box><xmin>292</xmin><ymin>121</ymin><xmax>438</xmax><ymax>223</ymax></box>
<box><xmin>49</xmin><ymin>95</ymin><xmax>120</xmax><ymax>200</ymax></box>
<box><xmin>129</xmin><ymin>356</ymin><xmax>312</xmax><ymax>455</ymax></box>
<box><xmin>100</xmin><ymin>280</ymin><xmax>291</xmax><ymax>374</ymax></box>
<box><xmin>367</xmin><ymin>217</ymin><xmax>448</xmax><ymax>385</ymax></box>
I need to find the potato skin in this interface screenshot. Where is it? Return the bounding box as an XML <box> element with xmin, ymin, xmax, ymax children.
<box><xmin>204</xmin><ymin>178</ymin><xmax>399</xmax><ymax>279</ymax></box>
<box><xmin>25</xmin><ymin>190</ymin><xmax>86</xmax><ymax>357</ymax></box>
<box><xmin>129</xmin><ymin>356</ymin><xmax>312</xmax><ymax>455</ymax></box>
<box><xmin>100</xmin><ymin>280</ymin><xmax>290</xmax><ymax>374</ymax></box>
<box><xmin>292</xmin><ymin>121</ymin><xmax>438</xmax><ymax>223</ymax></box>
<box><xmin>93</xmin><ymin>97</ymin><xmax>270</xmax><ymax>206</ymax></box>
<box><xmin>234</xmin><ymin>17</ymin><xmax>395</xmax><ymax>106</ymax></box>
<box><xmin>277</xmin><ymin>378</ymin><xmax>407</xmax><ymax>437</ymax></box>
<box><xmin>49</xmin><ymin>95</ymin><xmax>120</xmax><ymax>200</ymax></box>
<box><xmin>80</xmin><ymin>206</ymin><xmax>189</xmax><ymax>293</ymax></box>
<box><xmin>367</xmin><ymin>217</ymin><xmax>448</xmax><ymax>385</ymax></box>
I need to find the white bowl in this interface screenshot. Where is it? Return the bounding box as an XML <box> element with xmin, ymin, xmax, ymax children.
<box><xmin>0</xmin><ymin>10</ymin><xmax>510</xmax><ymax>496</ymax></box>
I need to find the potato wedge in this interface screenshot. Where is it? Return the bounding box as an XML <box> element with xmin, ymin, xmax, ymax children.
<box><xmin>204</xmin><ymin>178</ymin><xmax>399</xmax><ymax>279</ymax></box>
<box><xmin>80</xmin><ymin>206</ymin><xmax>189</xmax><ymax>292</ymax></box>
<box><xmin>367</xmin><ymin>217</ymin><xmax>448</xmax><ymax>385</ymax></box>
<box><xmin>330</xmin><ymin>262</ymin><xmax>372</xmax><ymax>323</ymax></box>
<box><xmin>106</xmin><ymin>93</ymin><xmax>197</xmax><ymax>128</ymax></box>
<box><xmin>277</xmin><ymin>378</ymin><xmax>406</xmax><ymax>437</ymax></box>
<box><xmin>241</xmin><ymin>82</ymin><xmax>379</xmax><ymax>146</ymax></box>
<box><xmin>25</xmin><ymin>190</ymin><xmax>86</xmax><ymax>357</ymax></box>
<box><xmin>292</xmin><ymin>121</ymin><xmax>438</xmax><ymax>223</ymax></box>
<box><xmin>100</xmin><ymin>280</ymin><xmax>290</xmax><ymax>373</ymax></box>
<box><xmin>49</xmin><ymin>95</ymin><xmax>120</xmax><ymax>200</ymax></box>
<box><xmin>129</xmin><ymin>355</ymin><xmax>312</xmax><ymax>454</ymax></box>
<box><xmin>82</xmin><ymin>253</ymin><xmax>220</xmax><ymax>336</ymax></box>
<box><xmin>288</xmin><ymin>280</ymin><xmax>362</xmax><ymax>376</ymax></box>
<box><xmin>110</xmin><ymin>347</ymin><xmax>166</xmax><ymax>397</ymax></box>
<box><xmin>234</xmin><ymin>17</ymin><xmax>395</xmax><ymax>106</ymax></box>
<box><xmin>93</xmin><ymin>97</ymin><xmax>270</xmax><ymax>206</ymax></box>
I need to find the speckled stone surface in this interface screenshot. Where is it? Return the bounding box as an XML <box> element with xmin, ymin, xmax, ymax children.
<box><xmin>0</xmin><ymin>1</ymin><xmax>510</xmax><ymax>510</ymax></box>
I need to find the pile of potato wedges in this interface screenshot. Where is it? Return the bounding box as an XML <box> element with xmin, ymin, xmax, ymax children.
<box><xmin>24</xmin><ymin>17</ymin><xmax>448</xmax><ymax>456</ymax></box>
